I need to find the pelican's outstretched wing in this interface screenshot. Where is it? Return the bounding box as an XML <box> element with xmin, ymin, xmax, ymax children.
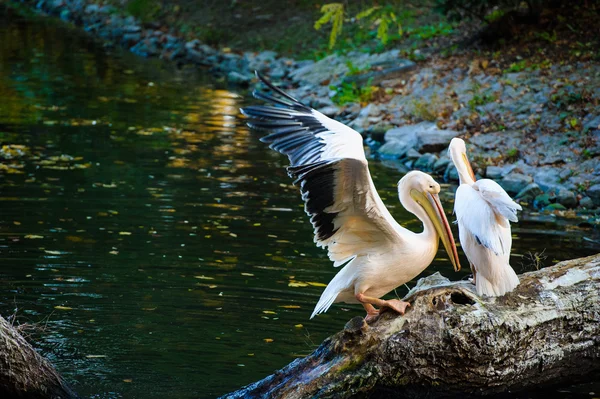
<box><xmin>241</xmin><ymin>72</ymin><xmax>403</xmax><ymax>266</ymax></box>
<box><xmin>455</xmin><ymin>178</ymin><xmax>521</xmax><ymax>256</ymax></box>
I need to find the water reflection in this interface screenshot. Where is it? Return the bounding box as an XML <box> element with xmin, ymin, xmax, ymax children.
<box><xmin>0</xmin><ymin>5</ymin><xmax>599</xmax><ymax>399</ymax></box>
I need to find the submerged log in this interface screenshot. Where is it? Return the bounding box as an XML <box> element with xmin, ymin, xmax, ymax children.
<box><xmin>0</xmin><ymin>315</ymin><xmax>78</xmax><ymax>398</ymax></box>
<box><xmin>223</xmin><ymin>254</ymin><xmax>600</xmax><ymax>398</ymax></box>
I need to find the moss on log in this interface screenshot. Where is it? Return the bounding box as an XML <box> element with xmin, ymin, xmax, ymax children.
<box><xmin>223</xmin><ymin>254</ymin><xmax>600</xmax><ymax>398</ymax></box>
<box><xmin>0</xmin><ymin>315</ymin><xmax>78</xmax><ymax>398</ymax></box>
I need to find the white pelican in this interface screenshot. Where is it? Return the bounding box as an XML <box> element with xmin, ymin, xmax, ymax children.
<box><xmin>241</xmin><ymin>72</ymin><xmax>461</xmax><ymax>321</ymax></box>
<box><xmin>448</xmin><ymin>138</ymin><xmax>522</xmax><ymax>296</ymax></box>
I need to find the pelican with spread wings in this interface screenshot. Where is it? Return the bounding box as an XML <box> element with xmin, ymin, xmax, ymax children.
<box><xmin>241</xmin><ymin>73</ymin><xmax>461</xmax><ymax>320</ymax></box>
<box><xmin>448</xmin><ymin>138</ymin><xmax>521</xmax><ymax>296</ymax></box>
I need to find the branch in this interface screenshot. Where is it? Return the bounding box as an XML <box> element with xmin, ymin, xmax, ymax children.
<box><xmin>222</xmin><ymin>254</ymin><xmax>600</xmax><ymax>398</ymax></box>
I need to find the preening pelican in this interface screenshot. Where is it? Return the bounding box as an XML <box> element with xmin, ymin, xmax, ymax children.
<box><xmin>241</xmin><ymin>73</ymin><xmax>461</xmax><ymax>320</ymax></box>
<box><xmin>448</xmin><ymin>138</ymin><xmax>522</xmax><ymax>296</ymax></box>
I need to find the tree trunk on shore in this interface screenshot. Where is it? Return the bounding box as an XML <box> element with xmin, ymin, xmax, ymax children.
<box><xmin>223</xmin><ymin>254</ymin><xmax>600</xmax><ymax>398</ymax></box>
<box><xmin>0</xmin><ymin>315</ymin><xmax>78</xmax><ymax>398</ymax></box>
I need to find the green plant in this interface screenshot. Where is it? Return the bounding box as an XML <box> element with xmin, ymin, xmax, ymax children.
<box><xmin>504</xmin><ymin>60</ymin><xmax>528</xmax><ymax>73</ymax></box>
<box><xmin>331</xmin><ymin>82</ymin><xmax>377</xmax><ymax>105</ymax></box>
<box><xmin>314</xmin><ymin>3</ymin><xmax>345</xmax><ymax>50</ymax></box>
<box><xmin>356</xmin><ymin>5</ymin><xmax>403</xmax><ymax>45</ymax></box>
<box><xmin>536</xmin><ymin>30</ymin><xmax>557</xmax><ymax>43</ymax></box>
<box><xmin>410</xmin><ymin>95</ymin><xmax>441</xmax><ymax>122</ymax></box>
<box><xmin>523</xmin><ymin>249</ymin><xmax>547</xmax><ymax>271</ymax></box>
<box><xmin>345</xmin><ymin>61</ymin><xmax>370</xmax><ymax>76</ymax></box>
<box><xmin>314</xmin><ymin>3</ymin><xmax>405</xmax><ymax>49</ymax></box>
<box><xmin>505</xmin><ymin>148</ymin><xmax>519</xmax><ymax>162</ymax></box>
<box><xmin>125</xmin><ymin>0</ymin><xmax>161</xmax><ymax>22</ymax></box>
<box><xmin>468</xmin><ymin>92</ymin><xmax>495</xmax><ymax>109</ymax></box>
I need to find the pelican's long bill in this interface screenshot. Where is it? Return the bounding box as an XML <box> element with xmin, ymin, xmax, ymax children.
<box><xmin>462</xmin><ymin>153</ymin><xmax>476</xmax><ymax>182</ymax></box>
<box><xmin>410</xmin><ymin>189</ymin><xmax>461</xmax><ymax>272</ymax></box>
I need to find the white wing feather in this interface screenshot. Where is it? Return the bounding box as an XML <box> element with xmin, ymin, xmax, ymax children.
<box><xmin>455</xmin><ymin>179</ymin><xmax>521</xmax><ymax>256</ymax></box>
<box><xmin>241</xmin><ymin>73</ymin><xmax>403</xmax><ymax>265</ymax></box>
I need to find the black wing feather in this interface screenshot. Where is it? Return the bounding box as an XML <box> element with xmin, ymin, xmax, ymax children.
<box><xmin>240</xmin><ymin>71</ymin><xmax>330</xmax><ymax>167</ymax></box>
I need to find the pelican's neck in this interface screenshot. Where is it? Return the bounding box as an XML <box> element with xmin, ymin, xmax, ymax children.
<box><xmin>398</xmin><ymin>190</ymin><xmax>437</xmax><ymax>242</ymax></box>
<box><xmin>450</xmin><ymin>150</ymin><xmax>475</xmax><ymax>186</ymax></box>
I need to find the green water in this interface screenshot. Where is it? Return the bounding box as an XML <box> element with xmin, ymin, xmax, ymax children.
<box><xmin>0</xmin><ymin>6</ymin><xmax>599</xmax><ymax>398</ymax></box>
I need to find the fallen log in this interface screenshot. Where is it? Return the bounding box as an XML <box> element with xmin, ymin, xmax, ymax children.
<box><xmin>223</xmin><ymin>253</ymin><xmax>600</xmax><ymax>398</ymax></box>
<box><xmin>0</xmin><ymin>315</ymin><xmax>78</xmax><ymax>398</ymax></box>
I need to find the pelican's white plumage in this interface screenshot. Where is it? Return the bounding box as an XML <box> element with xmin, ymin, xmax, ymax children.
<box><xmin>449</xmin><ymin>138</ymin><xmax>522</xmax><ymax>297</ymax></box>
<box><xmin>242</xmin><ymin>72</ymin><xmax>461</xmax><ymax>320</ymax></box>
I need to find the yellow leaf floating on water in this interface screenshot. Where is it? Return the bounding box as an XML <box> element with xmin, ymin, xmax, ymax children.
<box><xmin>288</xmin><ymin>280</ymin><xmax>326</xmax><ymax>288</ymax></box>
<box><xmin>295</xmin><ymin>324</ymin><xmax>303</xmax><ymax>328</ymax></box>
<box><xmin>54</xmin><ymin>306</ymin><xmax>73</xmax><ymax>311</ymax></box>
<box><xmin>194</xmin><ymin>275</ymin><xmax>214</xmax><ymax>280</ymax></box>
<box><xmin>123</xmin><ymin>379</ymin><xmax>133</xmax><ymax>383</ymax></box>
<box><xmin>263</xmin><ymin>338</ymin><xmax>273</xmax><ymax>343</ymax></box>
<box><xmin>279</xmin><ymin>305</ymin><xmax>301</xmax><ymax>309</ymax></box>
<box><xmin>262</xmin><ymin>311</ymin><xmax>276</xmax><ymax>315</ymax></box>
<box><xmin>119</xmin><ymin>231</ymin><xmax>132</xmax><ymax>236</ymax></box>
<box><xmin>288</xmin><ymin>280</ymin><xmax>308</xmax><ymax>287</ymax></box>
<box><xmin>25</xmin><ymin>235</ymin><xmax>44</xmax><ymax>239</ymax></box>
<box><xmin>240</xmin><ymin>273</ymin><xmax>254</xmax><ymax>277</ymax></box>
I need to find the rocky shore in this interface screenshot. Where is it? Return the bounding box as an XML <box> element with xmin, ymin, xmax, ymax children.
<box><xmin>12</xmin><ymin>0</ymin><xmax>600</xmax><ymax>216</ymax></box>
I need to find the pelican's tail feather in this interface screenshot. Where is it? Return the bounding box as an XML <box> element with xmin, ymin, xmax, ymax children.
<box><xmin>476</xmin><ymin>263</ymin><xmax>520</xmax><ymax>297</ymax></box>
<box><xmin>310</xmin><ymin>259</ymin><xmax>357</xmax><ymax>319</ymax></box>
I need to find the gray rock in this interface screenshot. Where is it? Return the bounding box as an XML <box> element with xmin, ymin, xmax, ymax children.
<box><xmin>533</xmin><ymin>194</ymin><xmax>551</xmax><ymax>209</ymax></box>
<box><xmin>556</xmin><ymin>189</ymin><xmax>577</xmax><ymax>208</ymax></box>
<box><xmin>486</xmin><ymin>164</ymin><xmax>516</xmax><ymax>180</ymax></box>
<box><xmin>185</xmin><ymin>39</ymin><xmax>200</xmax><ymax>50</ymax></box>
<box><xmin>317</xmin><ymin>105</ymin><xmax>340</xmax><ymax>117</ymax></box>
<box><xmin>59</xmin><ymin>9</ymin><xmax>70</xmax><ymax>21</ymax></box>
<box><xmin>405</xmin><ymin>148</ymin><xmax>422</xmax><ymax>160</ymax></box>
<box><xmin>199</xmin><ymin>44</ymin><xmax>216</xmax><ymax>55</ymax></box>
<box><xmin>533</xmin><ymin>168</ymin><xmax>563</xmax><ymax>192</ymax></box>
<box><xmin>579</xmin><ymin>196</ymin><xmax>595</xmax><ymax>209</ymax></box>
<box><xmin>544</xmin><ymin>203</ymin><xmax>567</xmax><ymax>211</ymax></box>
<box><xmin>433</xmin><ymin>157</ymin><xmax>451</xmax><ymax>174</ymax></box>
<box><xmin>515</xmin><ymin>183</ymin><xmax>543</xmax><ymax>201</ymax></box>
<box><xmin>350</xmin><ymin>104</ymin><xmax>374</xmax><ymax>133</ymax></box>
<box><xmin>378</xmin><ymin>125</ymin><xmax>420</xmax><ymax>158</ymax></box>
<box><xmin>384</xmin><ymin>122</ymin><xmax>457</xmax><ymax>153</ymax></box>
<box><xmin>584</xmin><ymin>114</ymin><xmax>600</xmax><ymax>131</ymax></box>
<box><xmin>417</xmin><ymin>126</ymin><xmax>458</xmax><ymax>153</ymax></box>
<box><xmin>84</xmin><ymin>3</ymin><xmax>99</xmax><ymax>13</ymax></box>
<box><xmin>123</xmin><ymin>25</ymin><xmax>141</xmax><ymax>33</ymax></box>
<box><xmin>122</xmin><ymin>33</ymin><xmax>141</xmax><ymax>44</ymax></box>
<box><xmin>586</xmin><ymin>184</ymin><xmax>600</xmax><ymax>206</ymax></box>
<box><xmin>380</xmin><ymin>159</ymin><xmax>410</xmax><ymax>174</ymax></box>
<box><xmin>444</xmin><ymin>163</ymin><xmax>459</xmax><ymax>182</ymax></box>
<box><xmin>187</xmin><ymin>49</ymin><xmax>209</xmax><ymax>65</ymax></box>
<box><xmin>378</xmin><ymin>140</ymin><xmax>414</xmax><ymax>159</ymax></box>
<box><xmin>269</xmin><ymin>66</ymin><xmax>286</xmax><ymax>80</ymax></box>
<box><xmin>384</xmin><ymin>124</ymin><xmax>420</xmax><ymax>144</ymax></box>
<box><xmin>256</xmin><ymin>50</ymin><xmax>278</xmax><ymax>63</ymax></box>
<box><xmin>414</xmin><ymin>154</ymin><xmax>438</xmax><ymax>171</ymax></box>
<box><xmin>500</xmin><ymin>172</ymin><xmax>533</xmax><ymax>195</ymax></box>
<box><xmin>227</xmin><ymin>71</ymin><xmax>251</xmax><ymax>86</ymax></box>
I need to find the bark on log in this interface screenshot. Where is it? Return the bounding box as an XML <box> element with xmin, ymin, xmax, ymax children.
<box><xmin>223</xmin><ymin>254</ymin><xmax>600</xmax><ymax>398</ymax></box>
<box><xmin>0</xmin><ymin>315</ymin><xmax>78</xmax><ymax>398</ymax></box>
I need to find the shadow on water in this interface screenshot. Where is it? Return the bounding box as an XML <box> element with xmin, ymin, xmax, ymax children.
<box><xmin>0</xmin><ymin>5</ymin><xmax>599</xmax><ymax>398</ymax></box>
